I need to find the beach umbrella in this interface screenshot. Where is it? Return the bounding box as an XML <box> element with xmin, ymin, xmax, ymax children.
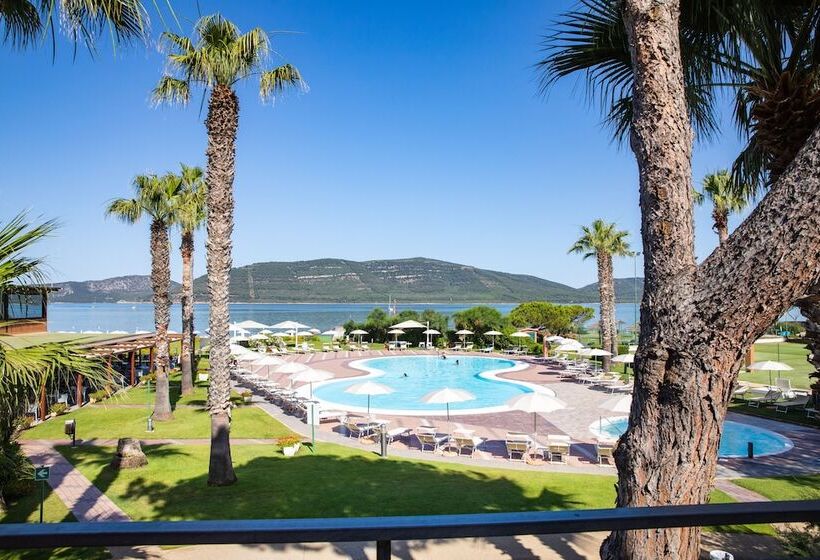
<box><xmin>454</xmin><ymin>329</ymin><xmax>474</xmax><ymax>348</ymax></box>
<box><xmin>229</xmin><ymin>324</ymin><xmax>250</xmax><ymax>335</ymax></box>
<box><xmin>390</xmin><ymin>320</ymin><xmax>426</xmax><ymax>330</ymax></box>
<box><xmin>344</xmin><ymin>381</ymin><xmax>394</xmax><ymax>416</ymax></box>
<box><xmin>274</xmin><ymin>362</ymin><xmax>311</xmax><ymax>375</ymax></box>
<box><xmin>422</xmin><ymin>328</ymin><xmax>441</xmax><ymax>349</ymax></box>
<box><xmin>423</xmin><ymin>329</ymin><xmax>441</xmax><ymax>335</ymax></box>
<box><xmin>748</xmin><ymin>360</ymin><xmax>793</xmax><ymax>386</ymax></box>
<box><xmin>230</xmin><ymin>335</ymin><xmax>249</xmax><ymax>343</ymax></box>
<box><xmin>259</xmin><ymin>329</ymin><xmax>273</xmax><ymax>335</ymax></box>
<box><xmin>289</xmin><ymin>368</ymin><xmax>334</xmax><ymax>450</ymax></box>
<box><xmin>598</xmin><ymin>395</ymin><xmax>632</xmax><ymax>434</ymax></box>
<box><xmin>420</xmin><ymin>387</ymin><xmax>475</xmax><ymax>426</ymax></box>
<box><xmin>230</xmin><ymin>343</ymin><xmax>250</xmax><ymax>355</ymax></box>
<box><xmin>510</xmin><ymin>331</ymin><xmax>531</xmax><ymax>350</ymax></box>
<box><xmin>484</xmin><ymin>330</ymin><xmax>503</xmax><ymax>351</ymax></box>
<box><xmin>545</xmin><ymin>335</ymin><xmax>565</xmax><ymax>343</ymax></box>
<box><xmin>234</xmin><ymin>320</ymin><xmax>269</xmax><ymax>330</ymax></box>
<box><xmin>249</xmin><ymin>333</ymin><xmax>268</xmax><ymax>341</ymax></box>
<box><xmin>612</xmin><ymin>353</ymin><xmax>635</xmax><ymax>375</ymax></box>
<box><xmin>235</xmin><ymin>352</ymin><xmax>263</xmax><ymax>362</ymax></box>
<box><xmin>271</xmin><ymin>332</ymin><xmax>288</xmax><ymax>337</ymax></box>
<box><xmin>349</xmin><ymin>329</ymin><xmax>369</xmax><ymax>345</ymax></box>
<box><xmin>309</xmin><ymin>328</ymin><xmax>321</xmax><ymax>334</ymax></box>
<box><xmin>387</xmin><ymin>328</ymin><xmax>405</xmax><ymax>346</ymax></box>
<box><xmin>251</xmin><ymin>355</ymin><xmax>286</xmax><ymax>377</ymax></box>
<box><xmin>270</xmin><ymin>320</ymin><xmax>311</xmax><ymax>345</ymax></box>
<box><xmin>506</xmin><ymin>392</ymin><xmax>567</xmax><ymax>434</ymax></box>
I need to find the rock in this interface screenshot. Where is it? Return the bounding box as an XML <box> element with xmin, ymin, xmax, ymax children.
<box><xmin>111</xmin><ymin>438</ymin><xmax>148</xmax><ymax>469</ymax></box>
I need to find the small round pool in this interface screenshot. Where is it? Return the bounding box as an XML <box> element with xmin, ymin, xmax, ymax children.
<box><xmin>590</xmin><ymin>417</ymin><xmax>794</xmax><ymax>458</ymax></box>
<box><xmin>312</xmin><ymin>355</ymin><xmax>540</xmax><ymax>415</ymax></box>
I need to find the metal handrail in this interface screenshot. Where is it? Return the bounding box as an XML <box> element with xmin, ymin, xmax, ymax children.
<box><xmin>1</xmin><ymin>500</ymin><xmax>818</xmax><ymax>559</ymax></box>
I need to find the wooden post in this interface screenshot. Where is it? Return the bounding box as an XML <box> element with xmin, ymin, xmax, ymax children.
<box><xmin>130</xmin><ymin>351</ymin><xmax>136</xmax><ymax>385</ymax></box>
<box><xmin>747</xmin><ymin>345</ymin><xmax>755</xmax><ymax>366</ymax></box>
<box><xmin>149</xmin><ymin>347</ymin><xmax>155</xmax><ymax>373</ymax></box>
<box><xmin>75</xmin><ymin>374</ymin><xmax>83</xmax><ymax>407</ymax></box>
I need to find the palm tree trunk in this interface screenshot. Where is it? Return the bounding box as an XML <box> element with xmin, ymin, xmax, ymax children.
<box><xmin>150</xmin><ymin>220</ymin><xmax>173</xmax><ymax>421</ymax></box>
<box><xmin>713</xmin><ymin>206</ymin><xmax>729</xmax><ymax>245</ymax></box>
<box><xmin>597</xmin><ymin>252</ymin><xmax>615</xmax><ymax>371</ymax></box>
<box><xmin>205</xmin><ymin>84</ymin><xmax>238</xmax><ymax>486</ymax></box>
<box><xmin>604</xmin><ymin>1</ymin><xmax>820</xmax><ymax>558</ymax></box>
<box><xmin>180</xmin><ymin>230</ymin><xmax>195</xmax><ymax>396</ymax></box>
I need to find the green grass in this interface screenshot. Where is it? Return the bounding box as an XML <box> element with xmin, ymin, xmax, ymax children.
<box><xmin>738</xmin><ymin>342</ymin><xmax>813</xmax><ymax>389</ymax></box>
<box><xmin>0</xmin><ymin>487</ymin><xmax>109</xmax><ymax>560</ymax></box>
<box><xmin>728</xmin><ymin>401</ymin><xmax>819</xmax><ymax>428</ymax></box>
<box><xmin>20</xmin><ymin>405</ymin><xmax>291</xmax><ymax>441</ymax></box>
<box><xmin>707</xmin><ymin>489</ymin><xmax>776</xmax><ymax>535</ymax></box>
<box><xmin>731</xmin><ymin>475</ymin><xmax>820</xmax><ymax>501</ymax></box>
<box><xmin>60</xmin><ymin>442</ymin><xmax>618</xmax><ymax>520</ymax></box>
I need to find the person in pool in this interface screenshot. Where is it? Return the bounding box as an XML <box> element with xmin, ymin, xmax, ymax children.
<box><xmin>441</xmin><ymin>354</ymin><xmax>447</xmax><ymax>360</ymax></box>
<box><xmin>455</xmin><ymin>359</ymin><xmax>459</xmax><ymax>365</ymax></box>
<box><xmin>402</xmin><ymin>372</ymin><xmax>408</xmax><ymax>378</ymax></box>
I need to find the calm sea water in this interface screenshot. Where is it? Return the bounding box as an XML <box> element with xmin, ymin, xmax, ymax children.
<box><xmin>47</xmin><ymin>302</ymin><xmax>645</xmax><ymax>333</ymax></box>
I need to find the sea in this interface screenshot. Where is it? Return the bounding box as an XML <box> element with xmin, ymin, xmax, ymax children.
<box><xmin>47</xmin><ymin>302</ymin><xmax>654</xmax><ymax>334</ymax></box>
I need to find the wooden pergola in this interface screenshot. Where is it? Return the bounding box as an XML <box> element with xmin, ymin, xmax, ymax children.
<box><xmin>38</xmin><ymin>332</ymin><xmax>184</xmax><ymax>419</ymax></box>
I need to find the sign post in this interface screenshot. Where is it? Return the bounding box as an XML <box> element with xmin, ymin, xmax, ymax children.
<box><xmin>33</xmin><ymin>466</ymin><xmax>50</xmax><ymax>523</ymax></box>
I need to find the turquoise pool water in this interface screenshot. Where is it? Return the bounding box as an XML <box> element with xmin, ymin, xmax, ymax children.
<box><xmin>591</xmin><ymin>417</ymin><xmax>793</xmax><ymax>458</ymax></box>
<box><xmin>313</xmin><ymin>355</ymin><xmax>532</xmax><ymax>414</ymax></box>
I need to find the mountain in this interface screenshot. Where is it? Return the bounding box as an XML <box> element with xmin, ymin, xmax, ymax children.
<box><xmin>577</xmin><ymin>277</ymin><xmax>645</xmax><ymax>304</ymax></box>
<box><xmin>50</xmin><ymin>275</ymin><xmax>181</xmax><ymax>303</ymax></box>
<box><xmin>51</xmin><ymin>258</ymin><xmax>644</xmax><ymax>304</ymax></box>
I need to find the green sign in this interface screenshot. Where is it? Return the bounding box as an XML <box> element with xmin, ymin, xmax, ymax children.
<box><xmin>34</xmin><ymin>466</ymin><xmax>50</xmax><ymax>481</ymax></box>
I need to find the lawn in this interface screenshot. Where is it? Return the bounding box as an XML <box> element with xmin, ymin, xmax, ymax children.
<box><xmin>731</xmin><ymin>474</ymin><xmax>820</xmax><ymax>501</ymax></box>
<box><xmin>19</xmin><ymin>404</ymin><xmax>291</xmax><ymax>441</ymax></box>
<box><xmin>738</xmin><ymin>342</ymin><xmax>813</xmax><ymax>389</ymax></box>
<box><xmin>728</xmin><ymin>401</ymin><xmax>819</xmax><ymax>428</ymax></box>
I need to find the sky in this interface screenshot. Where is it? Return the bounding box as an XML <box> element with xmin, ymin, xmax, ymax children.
<box><xmin>0</xmin><ymin>0</ymin><xmax>751</xmax><ymax>288</ymax></box>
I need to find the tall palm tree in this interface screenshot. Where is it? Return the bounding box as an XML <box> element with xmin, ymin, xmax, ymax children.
<box><xmin>1</xmin><ymin>0</ymin><xmax>149</xmax><ymax>51</ymax></box>
<box><xmin>569</xmin><ymin>220</ymin><xmax>632</xmax><ymax>370</ymax></box>
<box><xmin>152</xmin><ymin>14</ymin><xmax>305</xmax><ymax>486</ymax></box>
<box><xmin>0</xmin><ymin>213</ymin><xmax>107</xmax><ymax>512</ymax></box>
<box><xmin>693</xmin><ymin>170</ymin><xmax>749</xmax><ymax>244</ymax></box>
<box><xmin>173</xmin><ymin>164</ymin><xmax>206</xmax><ymax>396</ymax></box>
<box><xmin>106</xmin><ymin>174</ymin><xmax>182</xmax><ymax>421</ymax></box>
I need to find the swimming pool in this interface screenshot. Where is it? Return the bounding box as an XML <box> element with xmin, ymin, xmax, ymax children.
<box><xmin>589</xmin><ymin>417</ymin><xmax>794</xmax><ymax>458</ymax></box>
<box><xmin>312</xmin><ymin>355</ymin><xmax>542</xmax><ymax>415</ymax></box>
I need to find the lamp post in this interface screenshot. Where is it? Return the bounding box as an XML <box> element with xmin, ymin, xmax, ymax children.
<box><xmin>633</xmin><ymin>251</ymin><xmax>642</xmax><ymax>343</ymax></box>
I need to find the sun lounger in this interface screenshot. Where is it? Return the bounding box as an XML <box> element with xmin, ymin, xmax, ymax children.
<box><xmin>480</xmin><ymin>346</ymin><xmax>493</xmax><ymax>353</ymax></box>
<box><xmin>731</xmin><ymin>384</ymin><xmax>750</xmax><ymax>402</ymax></box>
<box><xmin>596</xmin><ymin>439</ymin><xmax>616</xmax><ymax>465</ymax></box>
<box><xmin>343</xmin><ymin>416</ymin><xmax>378</xmax><ymax>439</ymax></box>
<box><xmin>450</xmin><ymin>429</ymin><xmax>484</xmax><ymax>457</ymax></box>
<box><xmin>775</xmin><ymin>396</ymin><xmax>810</xmax><ymax>414</ymax></box>
<box><xmin>415</xmin><ymin>427</ymin><xmax>448</xmax><ymax>453</ymax></box>
<box><xmin>361</xmin><ymin>342</ymin><xmax>370</xmax><ymax>351</ymax></box>
<box><xmin>379</xmin><ymin>426</ymin><xmax>411</xmax><ymax>445</ymax></box>
<box><xmin>464</xmin><ymin>342</ymin><xmax>474</xmax><ymax>351</ymax></box>
<box><xmin>746</xmin><ymin>388</ymin><xmax>782</xmax><ymax>407</ymax></box>
<box><xmin>504</xmin><ymin>432</ymin><xmax>533</xmax><ymax>461</ymax></box>
<box><xmin>546</xmin><ymin>434</ymin><xmax>572</xmax><ymax>463</ymax></box>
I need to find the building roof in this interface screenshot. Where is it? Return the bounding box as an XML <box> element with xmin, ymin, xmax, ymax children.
<box><xmin>0</xmin><ymin>332</ymin><xmax>182</xmax><ymax>356</ymax></box>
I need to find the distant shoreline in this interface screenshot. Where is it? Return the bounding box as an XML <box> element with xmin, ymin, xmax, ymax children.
<box><xmin>51</xmin><ymin>300</ymin><xmax>620</xmax><ymax>306</ymax></box>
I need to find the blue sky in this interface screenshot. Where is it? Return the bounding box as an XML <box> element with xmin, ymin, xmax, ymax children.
<box><xmin>1</xmin><ymin>0</ymin><xmax>749</xmax><ymax>288</ymax></box>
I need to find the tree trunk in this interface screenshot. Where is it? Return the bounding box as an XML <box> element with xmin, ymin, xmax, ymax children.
<box><xmin>597</xmin><ymin>251</ymin><xmax>615</xmax><ymax>371</ymax></box>
<box><xmin>713</xmin><ymin>206</ymin><xmax>728</xmax><ymax>245</ymax></box>
<box><xmin>795</xmin><ymin>283</ymin><xmax>820</xmax><ymax>376</ymax></box>
<box><xmin>180</xmin><ymin>230</ymin><xmax>195</xmax><ymax>396</ymax></box>
<box><xmin>602</xmin><ymin>1</ymin><xmax>820</xmax><ymax>558</ymax></box>
<box><xmin>150</xmin><ymin>220</ymin><xmax>173</xmax><ymax>421</ymax></box>
<box><xmin>205</xmin><ymin>84</ymin><xmax>238</xmax><ymax>486</ymax></box>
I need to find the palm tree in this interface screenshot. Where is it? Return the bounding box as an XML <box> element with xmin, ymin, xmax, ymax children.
<box><xmin>106</xmin><ymin>174</ymin><xmax>182</xmax><ymax>421</ymax></box>
<box><xmin>173</xmin><ymin>164</ymin><xmax>206</xmax><ymax>396</ymax></box>
<box><xmin>693</xmin><ymin>170</ymin><xmax>749</xmax><ymax>244</ymax></box>
<box><xmin>0</xmin><ymin>213</ymin><xmax>107</xmax><ymax>512</ymax></box>
<box><xmin>569</xmin><ymin>220</ymin><xmax>632</xmax><ymax>370</ymax></box>
<box><xmin>152</xmin><ymin>14</ymin><xmax>305</xmax><ymax>486</ymax></box>
<box><xmin>1</xmin><ymin>0</ymin><xmax>149</xmax><ymax>51</ymax></box>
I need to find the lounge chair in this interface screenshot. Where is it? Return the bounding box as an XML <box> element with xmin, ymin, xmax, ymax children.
<box><xmin>415</xmin><ymin>427</ymin><xmax>448</xmax><ymax>453</ymax></box>
<box><xmin>546</xmin><ymin>434</ymin><xmax>572</xmax><ymax>463</ymax></box>
<box><xmin>745</xmin><ymin>388</ymin><xmax>782</xmax><ymax>407</ymax></box>
<box><xmin>343</xmin><ymin>416</ymin><xmax>377</xmax><ymax>439</ymax></box>
<box><xmin>450</xmin><ymin>343</ymin><xmax>463</xmax><ymax>352</ymax></box>
<box><xmin>361</xmin><ymin>342</ymin><xmax>370</xmax><ymax>351</ymax></box>
<box><xmin>450</xmin><ymin>429</ymin><xmax>484</xmax><ymax>457</ymax></box>
<box><xmin>380</xmin><ymin>426</ymin><xmax>411</xmax><ymax>445</ymax></box>
<box><xmin>731</xmin><ymin>384</ymin><xmax>750</xmax><ymax>402</ymax></box>
<box><xmin>775</xmin><ymin>378</ymin><xmax>795</xmax><ymax>398</ymax></box>
<box><xmin>504</xmin><ymin>432</ymin><xmax>533</xmax><ymax>461</ymax></box>
<box><xmin>775</xmin><ymin>395</ymin><xmax>810</xmax><ymax>414</ymax></box>
<box><xmin>480</xmin><ymin>346</ymin><xmax>493</xmax><ymax>353</ymax></box>
<box><xmin>596</xmin><ymin>439</ymin><xmax>616</xmax><ymax>465</ymax></box>
<box><xmin>464</xmin><ymin>342</ymin><xmax>474</xmax><ymax>352</ymax></box>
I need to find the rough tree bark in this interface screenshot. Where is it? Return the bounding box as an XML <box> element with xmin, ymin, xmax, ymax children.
<box><xmin>795</xmin><ymin>282</ymin><xmax>820</xmax><ymax>408</ymax></box>
<box><xmin>597</xmin><ymin>251</ymin><xmax>616</xmax><ymax>371</ymax></box>
<box><xmin>205</xmin><ymin>84</ymin><xmax>238</xmax><ymax>486</ymax></box>
<box><xmin>601</xmin><ymin>1</ymin><xmax>820</xmax><ymax>558</ymax></box>
<box><xmin>150</xmin><ymin>219</ymin><xmax>173</xmax><ymax>421</ymax></box>
<box><xmin>180</xmin><ymin>230</ymin><xmax>195</xmax><ymax>396</ymax></box>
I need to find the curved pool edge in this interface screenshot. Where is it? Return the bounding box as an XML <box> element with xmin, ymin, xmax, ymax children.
<box><xmin>588</xmin><ymin>417</ymin><xmax>795</xmax><ymax>458</ymax></box>
<box><xmin>308</xmin><ymin>355</ymin><xmax>553</xmax><ymax>417</ymax></box>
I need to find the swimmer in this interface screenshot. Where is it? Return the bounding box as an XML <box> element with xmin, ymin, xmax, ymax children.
<box><xmin>455</xmin><ymin>359</ymin><xmax>459</xmax><ymax>365</ymax></box>
<box><xmin>402</xmin><ymin>373</ymin><xmax>408</xmax><ymax>378</ymax></box>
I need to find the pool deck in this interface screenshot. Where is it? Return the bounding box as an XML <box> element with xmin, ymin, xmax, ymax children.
<box><xmin>238</xmin><ymin>348</ymin><xmax>820</xmax><ymax>478</ymax></box>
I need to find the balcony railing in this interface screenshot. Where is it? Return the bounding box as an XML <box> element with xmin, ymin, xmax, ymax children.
<box><xmin>1</xmin><ymin>500</ymin><xmax>818</xmax><ymax>559</ymax></box>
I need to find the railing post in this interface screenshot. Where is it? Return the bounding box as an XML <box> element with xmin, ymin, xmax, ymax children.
<box><xmin>376</xmin><ymin>539</ymin><xmax>391</xmax><ymax>560</ymax></box>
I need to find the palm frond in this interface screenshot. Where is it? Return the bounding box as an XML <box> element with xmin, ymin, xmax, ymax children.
<box><xmin>259</xmin><ymin>63</ymin><xmax>305</xmax><ymax>102</ymax></box>
<box><xmin>0</xmin><ymin>0</ymin><xmax>41</xmax><ymax>48</ymax></box>
<box><xmin>568</xmin><ymin>219</ymin><xmax>632</xmax><ymax>258</ymax></box>
<box><xmin>105</xmin><ymin>197</ymin><xmax>142</xmax><ymax>224</ymax></box>
<box><xmin>152</xmin><ymin>75</ymin><xmax>190</xmax><ymax>106</ymax></box>
<box><xmin>0</xmin><ymin>213</ymin><xmax>57</xmax><ymax>289</ymax></box>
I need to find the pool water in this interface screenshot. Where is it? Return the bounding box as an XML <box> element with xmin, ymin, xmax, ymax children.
<box><xmin>591</xmin><ymin>417</ymin><xmax>793</xmax><ymax>458</ymax></box>
<box><xmin>313</xmin><ymin>355</ymin><xmax>533</xmax><ymax>415</ymax></box>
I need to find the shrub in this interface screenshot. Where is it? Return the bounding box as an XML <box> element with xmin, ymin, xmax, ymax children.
<box><xmin>90</xmin><ymin>389</ymin><xmax>109</xmax><ymax>401</ymax></box>
<box><xmin>1</xmin><ymin>442</ymin><xmax>34</xmax><ymax>504</ymax></box>
<box><xmin>240</xmin><ymin>390</ymin><xmax>252</xmax><ymax>398</ymax></box>
<box><xmin>50</xmin><ymin>403</ymin><xmax>68</xmax><ymax>416</ymax></box>
<box><xmin>141</xmin><ymin>372</ymin><xmax>157</xmax><ymax>384</ymax></box>
<box><xmin>276</xmin><ymin>435</ymin><xmax>301</xmax><ymax>448</ymax></box>
<box><xmin>778</xmin><ymin>523</ymin><xmax>820</xmax><ymax>557</ymax></box>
